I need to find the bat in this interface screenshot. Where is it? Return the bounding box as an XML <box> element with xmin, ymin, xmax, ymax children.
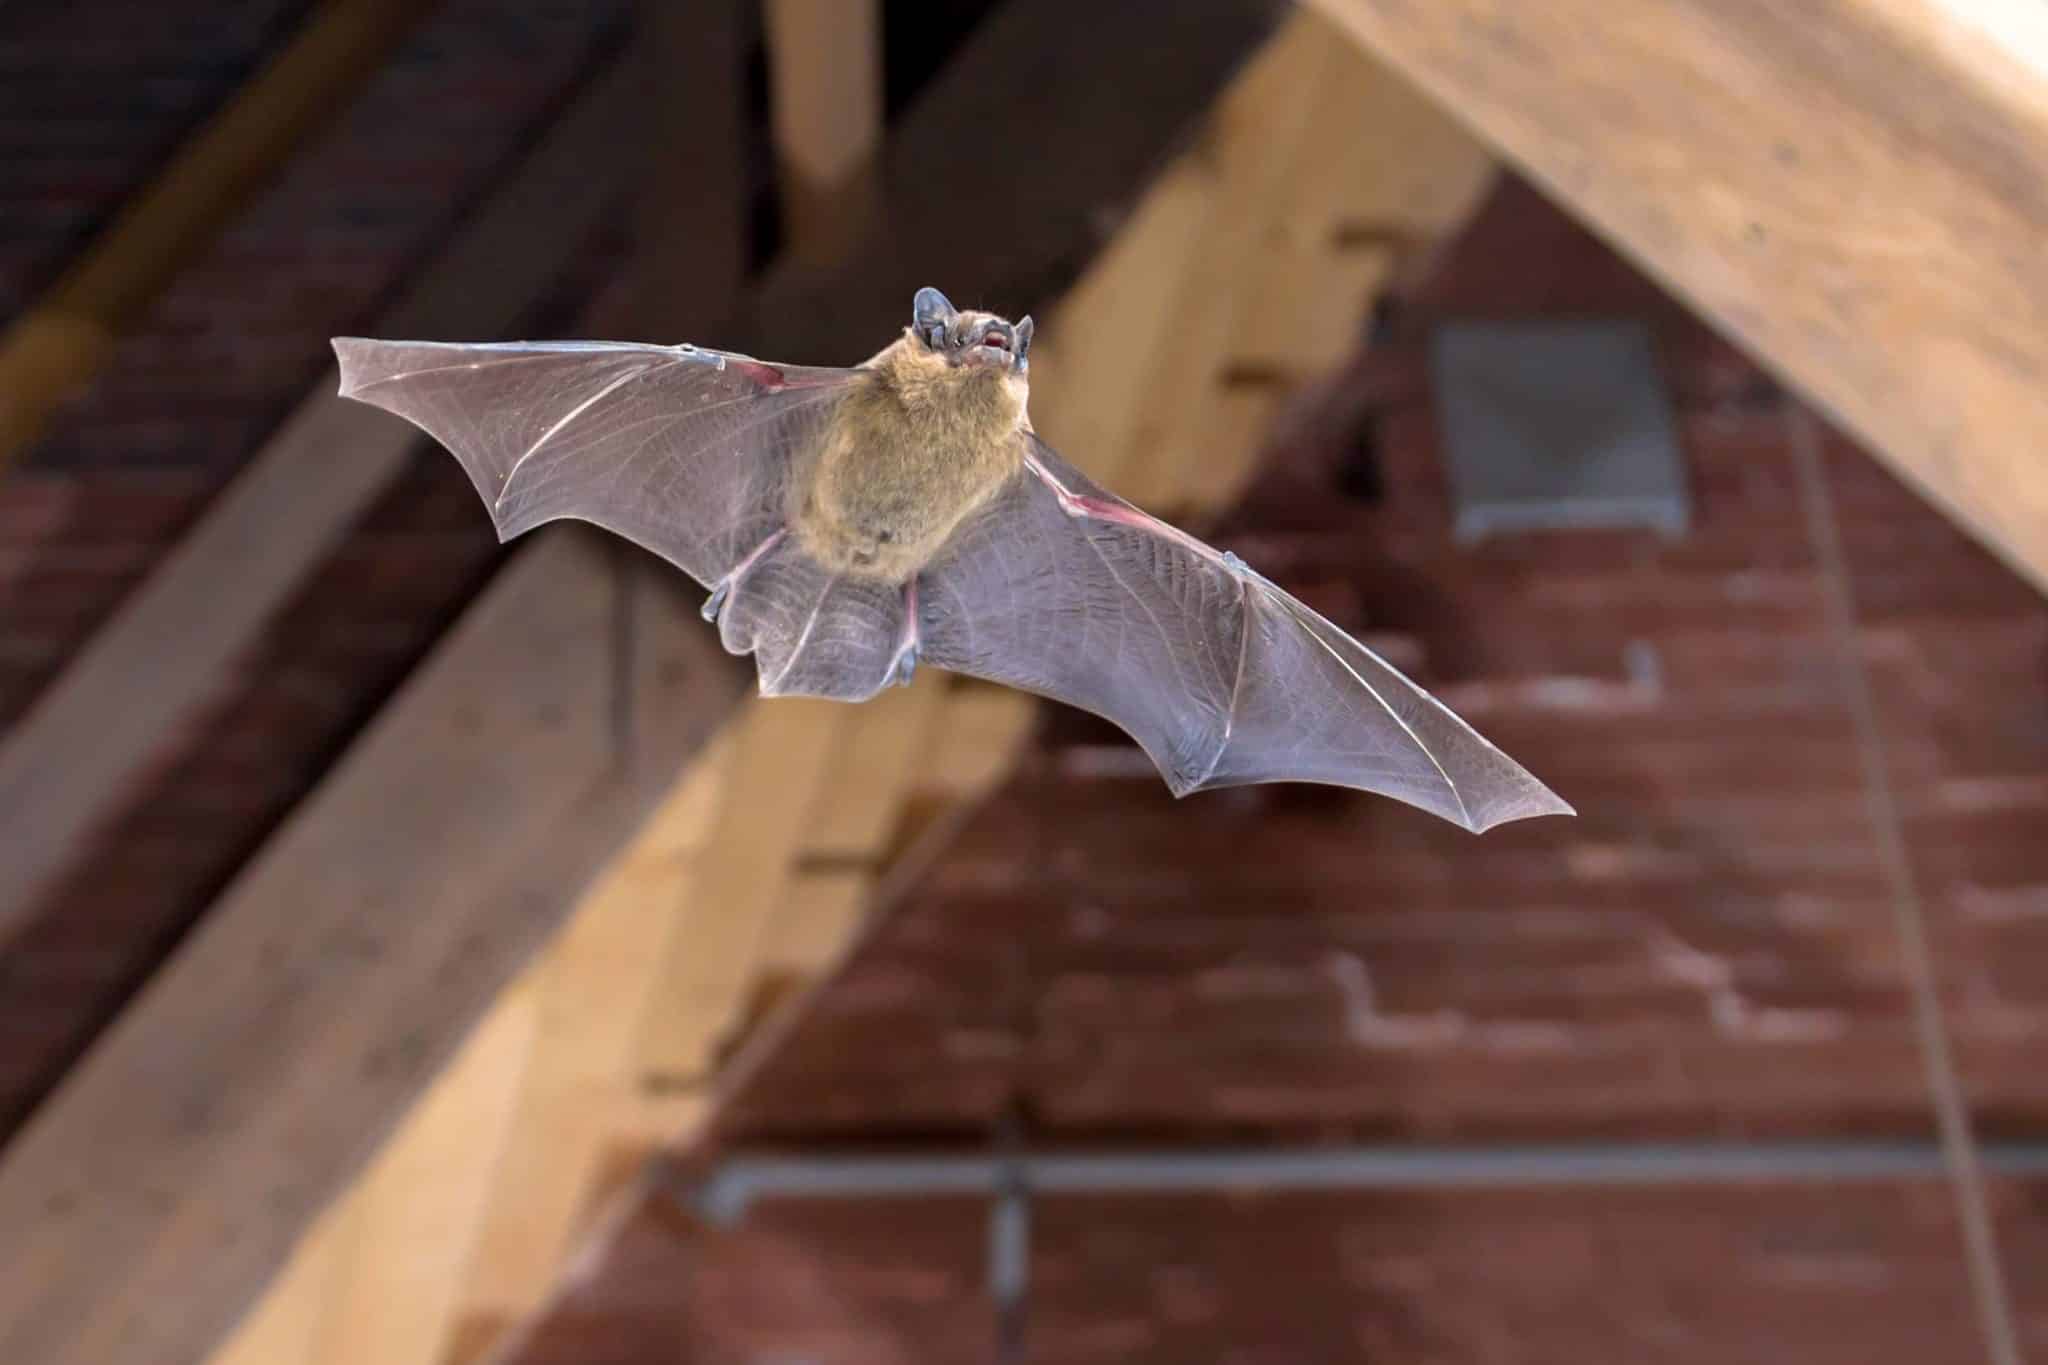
<box><xmin>331</xmin><ymin>287</ymin><xmax>1572</xmax><ymax>832</ymax></box>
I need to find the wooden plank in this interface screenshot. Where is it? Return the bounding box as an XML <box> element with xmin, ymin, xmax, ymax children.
<box><xmin>633</xmin><ymin>698</ymin><xmax>848</xmax><ymax>1086</ymax></box>
<box><xmin>1105</xmin><ymin>16</ymin><xmax>1333</xmax><ymax>507</ymax></box>
<box><xmin>763</xmin><ymin>0</ymin><xmax>884</xmax><ymax>263</ymax></box>
<box><xmin>208</xmin><ymin>1201</ymin><xmax>352</xmax><ymax>1365</ymax></box>
<box><xmin>921</xmin><ymin>686</ymin><xmax>1040</xmax><ymax>798</ymax></box>
<box><xmin>1023</xmin><ymin>152</ymin><xmax>1218</xmax><ymax>503</ymax></box>
<box><xmin>306</xmin><ymin>981</ymin><xmax>537</xmax><ymax>1365</ymax></box>
<box><xmin>0</xmin><ymin>532</ymin><xmax>749</xmax><ymax>1365</ymax></box>
<box><xmin>0</xmin><ymin>61</ymin><xmax>642</xmax><ymax>950</ymax></box>
<box><xmin>797</xmin><ymin>676</ymin><xmax>947</xmax><ymax>860</ymax></box>
<box><xmin>446</xmin><ymin>741</ymin><xmax>735</xmax><ymax>1353</ymax></box>
<box><xmin>1311</xmin><ymin>0</ymin><xmax>2048</xmax><ymax>595</ymax></box>
<box><xmin>0</xmin><ymin>0</ymin><xmax>426</xmax><ymax>467</ymax></box>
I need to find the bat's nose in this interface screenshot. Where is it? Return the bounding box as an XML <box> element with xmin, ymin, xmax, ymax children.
<box><xmin>976</xmin><ymin>320</ymin><xmax>1015</xmax><ymax>352</ymax></box>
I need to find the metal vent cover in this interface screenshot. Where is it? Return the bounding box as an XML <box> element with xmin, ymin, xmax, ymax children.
<box><xmin>1428</xmin><ymin>320</ymin><xmax>1690</xmax><ymax>541</ymax></box>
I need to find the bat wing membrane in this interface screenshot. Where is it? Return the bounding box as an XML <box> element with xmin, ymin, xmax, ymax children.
<box><xmin>333</xmin><ymin>338</ymin><xmax>919</xmax><ymax>701</ymax></box>
<box><xmin>917</xmin><ymin>434</ymin><xmax>1572</xmax><ymax>832</ymax></box>
<box><xmin>331</xmin><ymin>338</ymin><xmax>852</xmax><ymax>590</ymax></box>
<box><xmin>334</xmin><ymin>340</ymin><xmax>1573</xmax><ymax>822</ymax></box>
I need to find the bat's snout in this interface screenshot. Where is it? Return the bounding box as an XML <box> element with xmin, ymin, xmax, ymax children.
<box><xmin>963</xmin><ymin>318</ymin><xmax>1028</xmax><ymax>373</ymax></box>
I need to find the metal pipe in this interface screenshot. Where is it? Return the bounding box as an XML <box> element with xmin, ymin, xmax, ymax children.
<box><xmin>686</xmin><ymin>1139</ymin><xmax>2048</xmax><ymax>1224</ymax></box>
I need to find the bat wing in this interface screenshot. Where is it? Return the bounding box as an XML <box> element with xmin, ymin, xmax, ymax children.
<box><xmin>332</xmin><ymin>337</ymin><xmax>916</xmax><ymax>701</ymax></box>
<box><xmin>916</xmin><ymin>433</ymin><xmax>1573</xmax><ymax>832</ymax></box>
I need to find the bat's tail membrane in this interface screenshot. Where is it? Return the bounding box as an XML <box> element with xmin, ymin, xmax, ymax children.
<box><xmin>704</xmin><ymin>535</ymin><xmax>915</xmax><ymax>703</ymax></box>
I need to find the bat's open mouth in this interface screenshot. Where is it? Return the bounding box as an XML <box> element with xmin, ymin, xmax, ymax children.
<box><xmin>959</xmin><ymin>325</ymin><xmax>1020</xmax><ymax>370</ymax></box>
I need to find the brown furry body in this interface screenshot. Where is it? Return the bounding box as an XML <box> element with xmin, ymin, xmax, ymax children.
<box><xmin>792</xmin><ymin>328</ymin><xmax>1029</xmax><ymax>583</ymax></box>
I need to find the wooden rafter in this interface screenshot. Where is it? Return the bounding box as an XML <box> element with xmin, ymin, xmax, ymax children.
<box><xmin>1312</xmin><ymin>0</ymin><xmax>2048</xmax><ymax>596</ymax></box>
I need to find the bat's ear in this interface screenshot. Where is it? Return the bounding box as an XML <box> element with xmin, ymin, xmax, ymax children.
<box><xmin>913</xmin><ymin>287</ymin><xmax>957</xmax><ymax>335</ymax></box>
<box><xmin>1014</xmin><ymin>315</ymin><xmax>1034</xmax><ymax>359</ymax></box>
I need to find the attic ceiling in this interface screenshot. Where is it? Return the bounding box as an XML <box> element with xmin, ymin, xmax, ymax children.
<box><xmin>0</xmin><ymin>2</ymin><xmax>2043</xmax><ymax>1363</ymax></box>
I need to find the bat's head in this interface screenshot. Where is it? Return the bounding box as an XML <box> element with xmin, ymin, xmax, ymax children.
<box><xmin>909</xmin><ymin>287</ymin><xmax>1033</xmax><ymax>380</ymax></box>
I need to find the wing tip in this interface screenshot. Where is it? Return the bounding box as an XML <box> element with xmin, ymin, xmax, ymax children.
<box><xmin>331</xmin><ymin>336</ymin><xmax>376</xmax><ymax>399</ymax></box>
<box><xmin>1464</xmin><ymin>784</ymin><xmax>1577</xmax><ymax>834</ymax></box>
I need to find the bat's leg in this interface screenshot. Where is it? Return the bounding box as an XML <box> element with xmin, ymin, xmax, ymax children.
<box><xmin>700</xmin><ymin>529</ymin><xmax>786</xmax><ymax>624</ymax></box>
<box><xmin>886</xmin><ymin>576</ymin><xmax>921</xmax><ymax>687</ymax></box>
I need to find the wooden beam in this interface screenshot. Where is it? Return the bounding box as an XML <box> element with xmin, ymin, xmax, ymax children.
<box><xmin>437</xmin><ymin>739</ymin><xmax>738</xmax><ymax>1361</ymax></box>
<box><xmin>1311</xmin><ymin>0</ymin><xmax>2048</xmax><ymax>595</ymax></box>
<box><xmin>0</xmin><ymin>62</ymin><xmax>641</xmax><ymax>950</ymax></box>
<box><xmin>292</xmin><ymin>979</ymin><xmax>536</xmax><ymax>1365</ymax></box>
<box><xmin>763</xmin><ymin>0</ymin><xmax>884</xmax><ymax>263</ymax></box>
<box><xmin>0</xmin><ymin>0</ymin><xmax>427</xmax><ymax>470</ymax></box>
<box><xmin>0</xmin><ymin>530</ymin><xmax>747</xmax><ymax>1365</ymax></box>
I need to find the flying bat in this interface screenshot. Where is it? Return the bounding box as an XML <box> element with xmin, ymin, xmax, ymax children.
<box><xmin>331</xmin><ymin>287</ymin><xmax>1571</xmax><ymax>832</ymax></box>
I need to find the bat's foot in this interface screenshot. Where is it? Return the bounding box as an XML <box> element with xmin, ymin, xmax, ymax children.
<box><xmin>887</xmin><ymin>643</ymin><xmax>919</xmax><ymax>688</ymax></box>
<box><xmin>701</xmin><ymin>529</ymin><xmax>788</xmax><ymax>626</ymax></box>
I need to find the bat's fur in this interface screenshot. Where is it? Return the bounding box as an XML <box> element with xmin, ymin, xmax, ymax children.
<box><xmin>792</xmin><ymin>316</ymin><xmax>1028</xmax><ymax>583</ymax></box>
